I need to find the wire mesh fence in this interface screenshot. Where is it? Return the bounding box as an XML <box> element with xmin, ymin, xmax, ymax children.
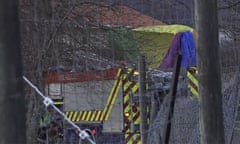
<box><xmin>18</xmin><ymin>0</ymin><xmax>240</xmax><ymax>143</ymax></box>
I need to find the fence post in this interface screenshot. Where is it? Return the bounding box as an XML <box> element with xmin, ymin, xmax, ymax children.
<box><xmin>138</xmin><ymin>55</ymin><xmax>148</xmax><ymax>144</ymax></box>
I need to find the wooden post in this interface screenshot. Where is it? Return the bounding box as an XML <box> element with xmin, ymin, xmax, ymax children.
<box><xmin>0</xmin><ymin>1</ymin><xmax>26</xmax><ymax>144</ymax></box>
<box><xmin>195</xmin><ymin>0</ymin><xmax>225</xmax><ymax>143</ymax></box>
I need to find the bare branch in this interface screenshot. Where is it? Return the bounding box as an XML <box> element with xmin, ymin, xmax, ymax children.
<box><xmin>218</xmin><ymin>0</ymin><xmax>240</xmax><ymax>9</ymax></box>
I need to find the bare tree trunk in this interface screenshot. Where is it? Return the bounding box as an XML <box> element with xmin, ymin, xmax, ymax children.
<box><xmin>195</xmin><ymin>0</ymin><xmax>225</xmax><ymax>144</ymax></box>
<box><xmin>0</xmin><ymin>1</ymin><xmax>26</xmax><ymax>144</ymax></box>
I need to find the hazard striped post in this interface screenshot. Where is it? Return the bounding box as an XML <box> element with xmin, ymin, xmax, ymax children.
<box><xmin>123</xmin><ymin>67</ymin><xmax>141</xmax><ymax>144</ymax></box>
<box><xmin>187</xmin><ymin>67</ymin><xmax>199</xmax><ymax>98</ymax></box>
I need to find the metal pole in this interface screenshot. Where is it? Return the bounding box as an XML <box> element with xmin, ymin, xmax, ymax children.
<box><xmin>149</xmin><ymin>92</ymin><xmax>159</xmax><ymax>128</ymax></box>
<box><xmin>138</xmin><ymin>55</ymin><xmax>148</xmax><ymax>144</ymax></box>
<box><xmin>0</xmin><ymin>1</ymin><xmax>26</xmax><ymax>144</ymax></box>
<box><xmin>195</xmin><ymin>0</ymin><xmax>225</xmax><ymax>144</ymax></box>
<box><xmin>163</xmin><ymin>54</ymin><xmax>182</xmax><ymax>144</ymax></box>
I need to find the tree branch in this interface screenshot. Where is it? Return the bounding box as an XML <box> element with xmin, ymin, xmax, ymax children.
<box><xmin>218</xmin><ymin>1</ymin><xmax>240</xmax><ymax>10</ymax></box>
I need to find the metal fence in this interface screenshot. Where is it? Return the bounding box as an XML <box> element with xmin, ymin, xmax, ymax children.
<box><xmin>19</xmin><ymin>0</ymin><xmax>240</xmax><ymax>143</ymax></box>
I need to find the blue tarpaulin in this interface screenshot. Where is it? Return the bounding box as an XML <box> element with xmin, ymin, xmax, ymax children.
<box><xmin>180</xmin><ymin>31</ymin><xmax>196</xmax><ymax>67</ymax></box>
<box><xmin>159</xmin><ymin>31</ymin><xmax>196</xmax><ymax>69</ymax></box>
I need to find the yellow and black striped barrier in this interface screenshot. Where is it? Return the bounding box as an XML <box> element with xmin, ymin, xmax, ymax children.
<box><xmin>100</xmin><ymin>68</ymin><xmax>122</xmax><ymax>121</ymax></box>
<box><xmin>65</xmin><ymin>110</ymin><xmax>104</xmax><ymax>122</ymax></box>
<box><xmin>187</xmin><ymin>67</ymin><xmax>199</xmax><ymax>98</ymax></box>
<box><xmin>65</xmin><ymin>68</ymin><xmax>123</xmax><ymax>123</ymax></box>
<box><xmin>53</xmin><ymin>101</ymin><xmax>64</xmax><ymax>105</ymax></box>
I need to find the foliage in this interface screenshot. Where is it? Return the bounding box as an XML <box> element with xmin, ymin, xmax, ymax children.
<box><xmin>108</xmin><ymin>28</ymin><xmax>139</xmax><ymax>64</ymax></box>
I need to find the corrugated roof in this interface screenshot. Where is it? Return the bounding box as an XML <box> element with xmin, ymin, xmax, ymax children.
<box><xmin>70</xmin><ymin>3</ymin><xmax>165</xmax><ymax>28</ymax></box>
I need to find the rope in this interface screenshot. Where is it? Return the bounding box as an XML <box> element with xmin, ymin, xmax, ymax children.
<box><xmin>23</xmin><ymin>76</ymin><xmax>96</xmax><ymax>144</ymax></box>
